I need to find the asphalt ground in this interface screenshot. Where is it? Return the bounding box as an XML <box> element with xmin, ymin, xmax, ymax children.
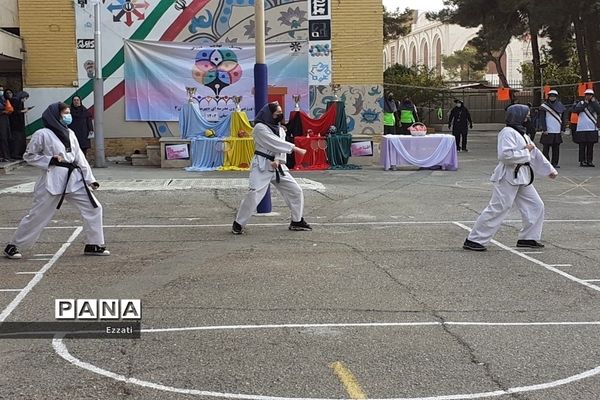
<box><xmin>0</xmin><ymin>131</ymin><xmax>599</xmax><ymax>400</ymax></box>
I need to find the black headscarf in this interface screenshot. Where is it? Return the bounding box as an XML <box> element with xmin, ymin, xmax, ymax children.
<box><xmin>70</xmin><ymin>97</ymin><xmax>89</xmax><ymax>119</ymax></box>
<box><xmin>12</xmin><ymin>91</ymin><xmax>29</xmax><ymax>105</ymax></box>
<box><xmin>254</xmin><ymin>102</ymin><xmax>281</xmax><ymax>135</ymax></box>
<box><xmin>42</xmin><ymin>102</ymin><xmax>72</xmax><ymax>152</ymax></box>
<box><xmin>505</xmin><ymin>104</ymin><xmax>529</xmax><ymax>136</ymax></box>
<box><xmin>384</xmin><ymin>94</ymin><xmax>397</xmax><ymax>113</ymax></box>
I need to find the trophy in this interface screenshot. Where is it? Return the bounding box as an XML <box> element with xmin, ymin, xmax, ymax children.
<box><xmin>292</xmin><ymin>94</ymin><xmax>301</xmax><ymax>111</ymax></box>
<box><xmin>232</xmin><ymin>95</ymin><xmax>243</xmax><ymax>111</ymax></box>
<box><xmin>330</xmin><ymin>83</ymin><xmax>341</xmax><ymax>100</ymax></box>
<box><xmin>185</xmin><ymin>87</ymin><xmax>197</xmax><ymax>103</ymax></box>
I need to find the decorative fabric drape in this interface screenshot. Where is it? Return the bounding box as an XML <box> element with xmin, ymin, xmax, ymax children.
<box><xmin>179</xmin><ymin>103</ymin><xmax>231</xmax><ymax>139</ymax></box>
<box><xmin>380</xmin><ymin>135</ymin><xmax>458</xmax><ymax>171</ymax></box>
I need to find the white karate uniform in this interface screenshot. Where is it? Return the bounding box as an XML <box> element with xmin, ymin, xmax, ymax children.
<box><xmin>235</xmin><ymin>123</ymin><xmax>304</xmax><ymax>226</ymax></box>
<box><xmin>11</xmin><ymin>128</ymin><xmax>105</xmax><ymax>247</ymax></box>
<box><xmin>468</xmin><ymin>127</ymin><xmax>556</xmax><ymax>245</ymax></box>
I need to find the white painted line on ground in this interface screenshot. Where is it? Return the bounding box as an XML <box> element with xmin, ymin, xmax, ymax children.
<box><xmin>53</xmin><ymin>318</ymin><xmax>600</xmax><ymax>400</ymax></box>
<box><xmin>33</xmin><ymin>254</ymin><xmax>55</xmax><ymax>257</ymax></box>
<box><xmin>29</xmin><ymin>258</ymin><xmax>52</xmax><ymax>261</ymax></box>
<box><xmin>15</xmin><ymin>272</ymin><xmax>41</xmax><ymax>275</ymax></box>
<box><xmin>0</xmin><ymin>178</ymin><xmax>327</xmax><ymax>193</ymax></box>
<box><xmin>520</xmin><ymin>251</ymin><xmax>544</xmax><ymax>255</ymax></box>
<box><xmin>140</xmin><ymin>321</ymin><xmax>600</xmax><ymax>334</ymax></box>
<box><xmin>0</xmin><ymin>289</ymin><xmax>22</xmax><ymax>292</ymax></box>
<box><xmin>0</xmin><ymin>227</ymin><xmax>82</xmax><ymax>323</ymax></box>
<box><xmin>0</xmin><ymin>219</ymin><xmax>599</xmax><ymax>231</ymax></box>
<box><xmin>453</xmin><ymin>222</ymin><xmax>600</xmax><ymax>294</ymax></box>
<box><xmin>549</xmin><ymin>264</ymin><xmax>573</xmax><ymax>267</ymax></box>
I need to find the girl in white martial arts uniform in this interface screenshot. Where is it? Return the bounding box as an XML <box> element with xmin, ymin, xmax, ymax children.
<box><xmin>232</xmin><ymin>102</ymin><xmax>311</xmax><ymax>234</ymax></box>
<box><xmin>463</xmin><ymin>104</ymin><xmax>558</xmax><ymax>252</ymax></box>
<box><xmin>4</xmin><ymin>102</ymin><xmax>109</xmax><ymax>259</ymax></box>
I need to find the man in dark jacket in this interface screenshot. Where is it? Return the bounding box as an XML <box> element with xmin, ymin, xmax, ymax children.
<box><xmin>448</xmin><ymin>99</ymin><xmax>473</xmax><ymax>152</ymax></box>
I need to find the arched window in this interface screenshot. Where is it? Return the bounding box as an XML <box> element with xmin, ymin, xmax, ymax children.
<box><xmin>410</xmin><ymin>43</ymin><xmax>417</xmax><ymax>67</ymax></box>
<box><xmin>399</xmin><ymin>46</ymin><xmax>406</xmax><ymax>65</ymax></box>
<box><xmin>421</xmin><ymin>39</ymin><xmax>429</xmax><ymax>68</ymax></box>
<box><xmin>434</xmin><ymin>36</ymin><xmax>442</xmax><ymax>76</ymax></box>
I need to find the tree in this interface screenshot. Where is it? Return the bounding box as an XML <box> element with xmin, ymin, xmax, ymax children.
<box><xmin>442</xmin><ymin>46</ymin><xmax>486</xmax><ymax>82</ymax></box>
<box><xmin>384</xmin><ymin>64</ymin><xmax>447</xmax><ymax>107</ymax></box>
<box><xmin>520</xmin><ymin>48</ymin><xmax>581</xmax><ymax>103</ymax></box>
<box><xmin>429</xmin><ymin>0</ymin><xmax>526</xmax><ymax>92</ymax></box>
<box><xmin>383</xmin><ymin>7</ymin><xmax>413</xmax><ymax>43</ymax></box>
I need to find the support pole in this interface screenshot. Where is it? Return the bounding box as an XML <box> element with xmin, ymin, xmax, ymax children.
<box><xmin>254</xmin><ymin>0</ymin><xmax>272</xmax><ymax>213</ymax></box>
<box><xmin>93</xmin><ymin>0</ymin><xmax>106</xmax><ymax>168</ymax></box>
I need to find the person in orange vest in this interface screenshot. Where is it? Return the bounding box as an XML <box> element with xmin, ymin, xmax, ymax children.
<box><xmin>573</xmin><ymin>88</ymin><xmax>600</xmax><ymax>167</ymax></box>
<box><xmin>0</xmin><ymin>86</ymin><xmax>13</xmax><ymax>162</ymax></box>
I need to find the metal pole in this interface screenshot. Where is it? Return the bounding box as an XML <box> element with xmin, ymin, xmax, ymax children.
<box><xmin>254</xmin><ymin>0</ymin><xmax>272</xmax><ymax>214</ymax></box>
<box><xmin>93</xmin><ymin>0</ymin><xmax>106</xmax><ymax>167</ymax></box>
<box><xmin>540</xmin><ymin>67</ymin><xmax>544</xmax><ymax>104</ymax></box>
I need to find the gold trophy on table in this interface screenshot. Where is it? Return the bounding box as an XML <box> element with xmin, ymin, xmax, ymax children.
<box><xmin>232</xmin><ymin>95</ymin><xmax>243</xmax><ymax>112</ymax></box>
<box><xmin>330</xmin><ymin>83</ymin><xmax>341</xmax><ymax>101</ymax></box>
<box><xmin>185</xmin><ymin>86</ymin><xmax>197</xmax><ymax>103</ymax></box>
<box><xmin>292</xmin><ymin>94</ymin><xmax>301</xmax><ymax>111</ymax></box>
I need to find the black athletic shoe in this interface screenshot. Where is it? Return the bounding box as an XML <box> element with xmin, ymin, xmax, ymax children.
<box><xmin>289</xmin><ymin>218</ymin><xmax>312</xmax><ymax>231</ymax></box>
<box><xmin>4</xmin><ymin>244</ymin><xmax>22</xmax><ymax>259</ymax></box>
<box><xmin>462</xmin><ymin>148</ymin><xmax>469</xmax><ymax>152</ymax></box>
<box><xmin>553</xmin><ymin>165</ymin><xmax>560</xmax><ymax>169</ymax></box>
<box><xmin>232</xmin><ymin>221</ymin><xmax>244</xmax><ymax>235</ymax></box>
<box><xmin>516</xmin><ymin>240</ymin><xmax>545</xmax><ymax>248</ymax></box>
<box><xmin>84</xmin><ymin>244</ymin><xmax>110</xmax><ymax>256</ymax></box>
<box><xmin>587</xmin><ymin>162</ymin><xmax>595</xmax><ymax>167</ymax></box>
<box><xmin>463</xmin><ymin>239</ymin><xmax>487</xmax><ymax>251</ymax></box>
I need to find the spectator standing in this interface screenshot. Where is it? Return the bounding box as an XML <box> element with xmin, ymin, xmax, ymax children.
<box><xmin>538</xmin><ymin>89</ymin><xmax>566</xmax><ymax>168</ymax></box>
<box><xmin>69</xmin><ymin>96</ymin><xmax>94</xmax><ymax>155</ymax></box>
<box><xmin>572</xmin><ymin>88</ymin><xmax>600</xmax><ymax>167</ymax></box>
<box><xmin>448</xmin><ymin>99</ymin><xmax>473</xmax><ymax>152</ymax></box>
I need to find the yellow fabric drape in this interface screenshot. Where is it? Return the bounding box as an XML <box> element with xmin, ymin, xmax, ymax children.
<box><xmin>229</xmin><ymin>111</ymin><xmax>253</xmax><ymax>138</ymax></box>
<box><xmin>219</xmin><ymin>112</ymin><xmax>255</xmax><ymax>170</ymax></box>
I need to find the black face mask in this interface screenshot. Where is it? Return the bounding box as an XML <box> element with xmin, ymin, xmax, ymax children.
<box><xmin>274</xmin><ymin>114</ymin><xmax>283</xmax><ymax>123</ymax></box>
<box><xmin>387</xmin><ymin>95</ymin><xmax>393</xmax><ymax>100</ymax></box>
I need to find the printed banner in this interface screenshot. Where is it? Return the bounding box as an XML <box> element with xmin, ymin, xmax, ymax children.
<box><xmin>307</xmin><ymin>0</ymin><xmax>331</xmax><ymax>84</ymax></box>
<box><xmin>308</xmin><ymin>41</ymin><xmax>332</xmax><ymax>84</ymax></box>
<box><xmin>124</xmin><ymin>40</ymin><xmax>309</xmax><ymax>121</ymax></box>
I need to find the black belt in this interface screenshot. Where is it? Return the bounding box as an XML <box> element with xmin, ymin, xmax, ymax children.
<box><xmin>53</xmin><ymin>160</ymin><xmax>98</xmax><ymax>210</ymax></box>
<box><xmin>514</xmin><ymin>162</ymin><xmax>534</xmax><ymax>186</ymax></box>
<box><xmin>254</xmin><ymin>150</ymin><xmax>285</xmax><ymax>183</ymax></box>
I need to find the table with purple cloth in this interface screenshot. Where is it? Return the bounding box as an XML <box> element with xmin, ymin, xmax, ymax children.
<box><xmin>380</xmin><ymin>134</ymin><xmax>459</xmax><ymax>171</ymax></box>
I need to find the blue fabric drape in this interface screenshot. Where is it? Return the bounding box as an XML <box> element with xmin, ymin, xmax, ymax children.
<box><xmin>179</xmin><ymin>103</ymin><xmax>232</xmax><ymax>139</ymax></box>
<box><xmin>185</xmin><ymin>137</ymin><xmax>225</xmax><ymax>171</ymax></box>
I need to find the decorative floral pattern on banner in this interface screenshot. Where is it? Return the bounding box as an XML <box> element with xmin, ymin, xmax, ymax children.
<box><xmin>310</xmin><ymin>85</ymin><xmax>383</xmax><ymax>134</ymax></box>
<box><xmin>125</xmin><ymin>41</ymin><xmax>309</xmax><ymax>121</ymax></box>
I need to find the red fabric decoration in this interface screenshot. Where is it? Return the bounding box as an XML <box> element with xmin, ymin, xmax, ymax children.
<box><xmin>497</xmin><ymin>88</ymin><xmax>511</xmax><ymax>101</ymax></box>
<box><xmin>297</xmin><ymin>105</ymin><xmax>337</xmax><ymax>136</ymax></box>
<box><xmin>293</xmin><ymin>136</ymin><xmax>330</xmax><ymax>170</ymax></box>
<box><xmin>543</xmin><ymin>85</ymin><xmax>551</xmax><ymax>97</ymax></box>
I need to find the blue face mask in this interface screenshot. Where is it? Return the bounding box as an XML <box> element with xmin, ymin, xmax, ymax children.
<box><xmin>62</xmin><ymin>113</ymin><xmax>73</xmax><ymax>126</ymax></box>
<box><xmin>0</xmin><ymin>91</ymin><xmax>4</xmax><ymax>97</ymax></box>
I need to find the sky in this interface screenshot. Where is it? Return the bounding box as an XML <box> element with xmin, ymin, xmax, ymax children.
<box><xmin>382</xmin><ymin>0</ymin><xmax>445</xmax><ymax>12</ymax></box>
